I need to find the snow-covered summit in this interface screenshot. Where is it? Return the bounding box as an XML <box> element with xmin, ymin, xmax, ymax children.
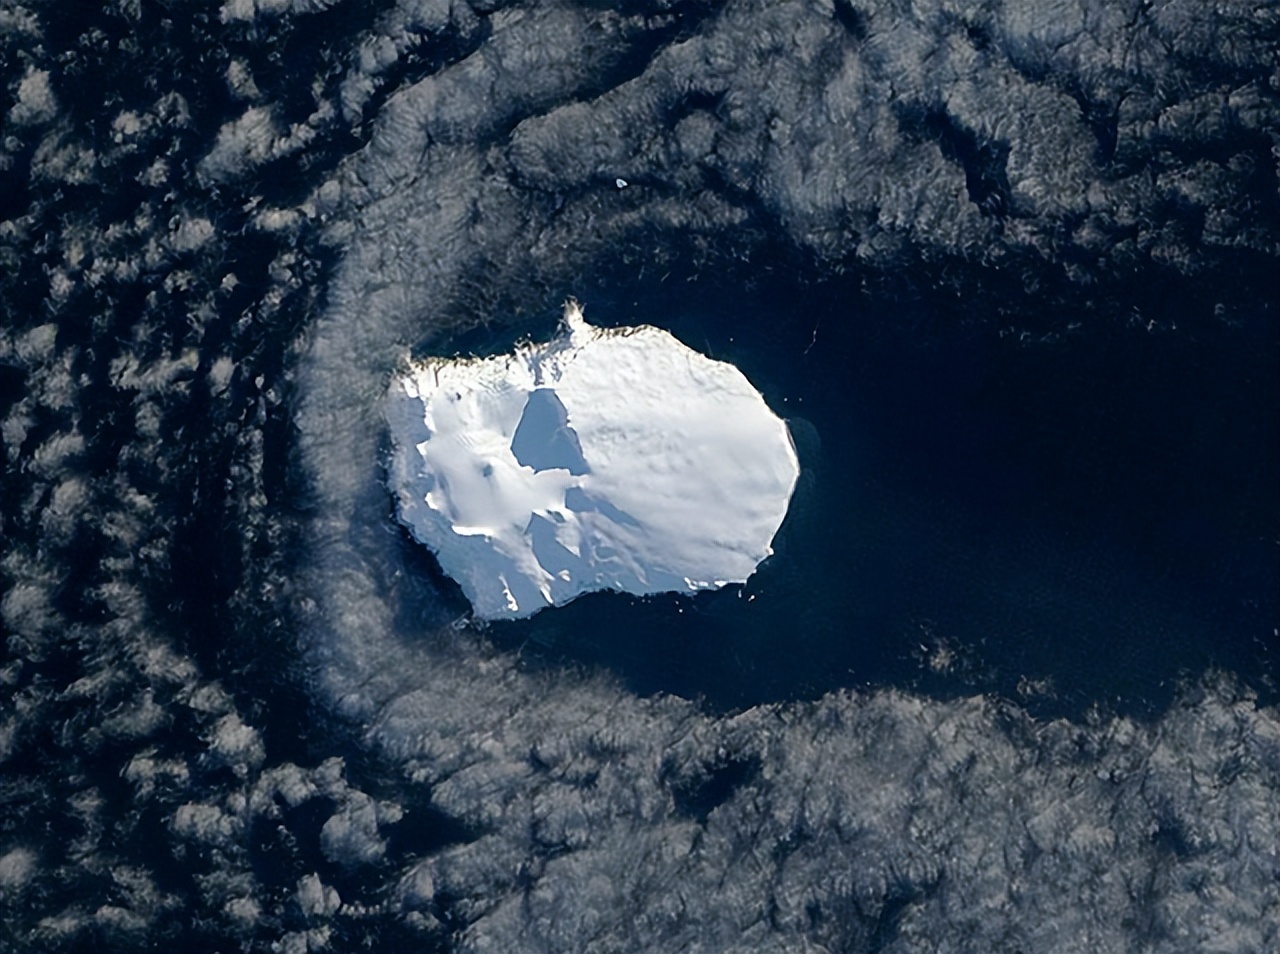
<box><xmin>385</xmin><ymin>300</ymin><xmax>799</xmax><ymax>620</ymax></box>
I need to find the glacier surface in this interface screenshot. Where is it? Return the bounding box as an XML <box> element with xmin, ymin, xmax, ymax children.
<box><xmin>386</xmin><ymin>301</ymin><xmax>799</xmax><ymax>619</ymax></box>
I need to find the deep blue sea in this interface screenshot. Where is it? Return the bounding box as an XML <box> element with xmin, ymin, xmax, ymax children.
<box><xmin>409</xmin><ymin>259</ymin><xmax>1278</xmax><ymax>718</ymax></box>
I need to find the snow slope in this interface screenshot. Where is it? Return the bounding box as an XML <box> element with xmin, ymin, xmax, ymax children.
<box><xmin>386</xmin><ymin>301</ymin><xmax>799</xmax><ymax>619</ymax></box>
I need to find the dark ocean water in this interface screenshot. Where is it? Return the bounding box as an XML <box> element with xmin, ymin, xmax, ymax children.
<box><xmin>421</xmin><ymin>259</ymin><xmax>1280</xmax><ymax>718</ymax></box>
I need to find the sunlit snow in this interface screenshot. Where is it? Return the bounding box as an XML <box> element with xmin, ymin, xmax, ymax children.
<box><xmin>386</xmin><ymin>300</ymin><xmax>800</xmax><ymax>619</ymax></box>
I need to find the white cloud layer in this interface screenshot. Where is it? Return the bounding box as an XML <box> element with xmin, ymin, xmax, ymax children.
<box><xmin>9</xmin><ymin>66</ymin><xmax>57</xmax><ymax>125</ymax></box>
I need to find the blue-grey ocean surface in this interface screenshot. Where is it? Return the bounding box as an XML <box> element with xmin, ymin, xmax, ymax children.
<box><xmin>1</xmin><ymin>2</ymin><xmax>1277</xmax><ymax>952</ymax></box>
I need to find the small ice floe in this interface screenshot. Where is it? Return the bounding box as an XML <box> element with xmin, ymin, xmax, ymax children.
<box><xmin>615</xmin><ymin>178</ymin><xmax>628</xmax><ymax>189</ymax></box>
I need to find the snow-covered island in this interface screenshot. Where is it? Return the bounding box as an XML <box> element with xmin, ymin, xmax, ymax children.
<box><xmin>385</xmin><ymin>301</ymin><xmax>800</xmax><ymax>620</ymax></box>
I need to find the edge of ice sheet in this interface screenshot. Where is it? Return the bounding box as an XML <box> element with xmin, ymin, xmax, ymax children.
<box><xmin>386</xmin><ymin>301</ymin><xmax>800</xmax><ymax>619</ymax></box>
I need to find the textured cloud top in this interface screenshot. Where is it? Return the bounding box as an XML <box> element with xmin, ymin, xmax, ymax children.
<box><xmin>387</xmin><ymin>300</ymin><xmax>799</xmax><ymax>618</ymax></box>
<box><xmin>0</xmin><ymin>1</ymin><xmax>1276</xmax><ymax>952</ymax></box>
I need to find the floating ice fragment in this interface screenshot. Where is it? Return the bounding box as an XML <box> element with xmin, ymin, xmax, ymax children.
<box><xmin>615</xmin><ymin>178</ymin><xmax>628</xmax><ymax>189</ymax></box>
<box><xmin>386</xmin><ymin>300</ymin><xmax>799</xmax><ymax>619</ymax></box>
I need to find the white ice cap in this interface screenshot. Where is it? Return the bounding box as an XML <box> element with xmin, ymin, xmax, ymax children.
<box><xmin>385</xmin><ymin>300</ymin><xmax>799</xmax><ymax>619</ymax></box>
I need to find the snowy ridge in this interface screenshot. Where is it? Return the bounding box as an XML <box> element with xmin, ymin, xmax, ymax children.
<box><xmin>386</xmin><ymin>301</ymin><xmax>799</xmax><ymax>619</ymax></box>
